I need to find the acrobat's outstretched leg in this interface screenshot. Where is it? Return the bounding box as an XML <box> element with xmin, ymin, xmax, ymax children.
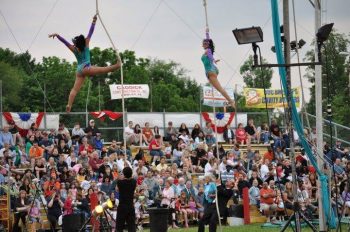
<box><xmin>208</xmin><ymin>73</ymin><xmax>235</xmax><ymax>109</ymax></box>
<box><xmin>82</xmin><ymin>60</ymin><xmax>121</xmax><ymax>76</ymax></box>
<box><xmin>66</xmin><ymin>74</ymin><xmax>86</xmax><ymax>112</ymax></box>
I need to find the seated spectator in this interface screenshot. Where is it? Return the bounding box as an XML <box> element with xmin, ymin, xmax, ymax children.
<box><xmin>203</xmin><ymin>122</ymin><xmax>216</xmax><ymax>146</ymax></box>
<box><xmin>191</xmin><ymin>124</ymin><xmax>203</xmax><ymax>140</ymax></box>
<box><xmin>29</xmin><ymin>141</ymin><xmax>44</xmax><ymax>161</ymax></box>
<box><xmin>156</xmin><ymin>157</ymin><xmax>168</xmax><ymax>172</ymax></box>
<box><xmin>85</xmin><ymin>119</ymin><xmax>100</xmax><ymax>136</ymax></box>
<box><xmin>57</xmin><ymin>139</ymin><xmax>70</xmax><ymax>155</ymax></box>
<box><xmin>249</xmin><ymin>179</ymin><xmax>260</xmax><ymax>206</ymax></box>
<box><xmin>165</xmin><ymin>121</ymin><xmax>178</xmax><ymax>141</ymax></box>
<box><xmin>142</xmin><ymin>122</ymin><xmax>154</xmax><ymax>145</ymax></box>
<box><xmin>178</xmin><ymin>123</ymin><xmax>190</xmax><ymax>136</ymax></box>
<box><xmin>0</xmin><ymin>125</ymin><xmax>15</xmax><ymax>148</ymax></box>
<box><xmin>260</xmin><ymin>181</ymin><xmax>277</xmax><ymax>223</ymax></box>
<box><xmin>263</xmin><ymin>147</ymin><xmax>274</xmax><ymax>163</ymax></box>
<box><xmin>149</xmin><ymin>135</ymin><xmax>164</xmax><ymax>166</ymax></box>
<box><xmin>72</xmin><ymin>122</ymin><xmax>85</xmax><ymax>138</ymax></box>
<box><xmin>283</xmin><ymin>181</ymin><xmax>294</xmax><ymax>209</ymax></box>
<box><xmin>8</xmin><ymin>121</ymin><xmax>21</xmax><ymax>147</ymax></box>
<box><xmin>79</xmin><ymin>137</ymin><xmax>93</xmax><ymax>154</ymax></box>
<box><xmin>260</xmin><ymin>123</ymin><xmax>270</xmax><ymax>144</ymax></box>
<box><xmin>245</xmin><ymin>119</ymin><xmax>260</xmax><ymax>143</ymax></box>
<box><xmin>204</xmin><ymin>157</ymin><xmax>217</xmax><ymax>175</ymax></box>
<box><xmin>66</xmin><ymin>151</ymin><xmax>78</xmax><ymax>169</ymax></box>
<box><xmin>179</xmin><ymin>130</ymin><xmax>190</xmax><ymax>145</ymax></box>
<box><xmin>93</xmin><ymin>133</ymin><xmax>104</xmax><ymax>154</ymax></box>
<box><xmin>124</xmin><ymin>121</ymin><xmax>139</xmax><ymax>146</ymax></box>
<box><xmin>176</xmin><ymin>191</ymin><xmax>192</xmax><ymax>228</ymax></box>
<box><xmin>236</xmin><ymin>123</ymin><xmax>248</xmax><ymax>145</ymax></box>
<box><xmin>223</xmin><ymin>124</ymin><xmax>235</xmax><ymax>144</ymax></box>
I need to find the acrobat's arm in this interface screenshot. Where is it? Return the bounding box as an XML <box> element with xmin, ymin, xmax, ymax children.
<box><xmin>205</xmin><ymin>28</ymin><xmax>215</xmax><ymax>64</ymax></box>
<box><xmin>49</xmin><ymin>33</ymin><xmax>74</xmax><ymax>52</ymax></box>
<box><xmin>86</xmin><ymin>15</ymin><xmax>97</xmax><ymax>45</ymax></box>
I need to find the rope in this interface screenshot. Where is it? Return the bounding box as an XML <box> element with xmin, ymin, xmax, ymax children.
<box><xmin>95</xmin><ymin>0</ymin><xmax>127</xmax><ymax>152</ymax></box>
<box><xmin>202</xmin><ymin>1</ymin><xmax>222</xmax><ymax>231</ymax></box>
<box><xmin>0</xmin><ymin>9</ymin><xmax>55</xmax><ymax>112</ymax></box>
<box><xmin>85</xmin><ymin>80</ymin><xmax>92</xmax><ymax>127</ymax></box>
<box><xmin>291</xmin><ymin>0</ymin><xmax>311</xmax><ymax>130</ymax></box>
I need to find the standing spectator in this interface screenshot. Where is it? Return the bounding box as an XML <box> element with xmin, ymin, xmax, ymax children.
<box><xmin>71</xmin><ymin>122</ymin><xmax>85</xmax><ymax>138</ymax></box>
<box><xmin>165</xmin><ymin>121</ymin><xmax>178</xmax><ymax>141</ymax></box>
<box><xmin>12</xmin><ymin>190</ymin><xmax>30</xmax><ymax>232</ymax></box>
<box><xmin>260</xmin><ymin>181</ymin><xmax>277</xmax><ymax>223</ymax></box>
<box><xmin>116</xmin><ymin>167</ymin><xmax>137</xmax><ymax>232</ymax></box>
<box><xmin>142</xmin><ymin>122</ymin><xmax>154</xmax><ymax>145</ymax></box>
<box><xmin>0</xmin><ymin>125</ymin><xmax>14</xmax><ymax>148</ymax></box>
<box><xmin>47</xmin><ymin>191</ymin><xmax>64</xmax><ymax>231</ymax></box>
<box><xmin>249</xmin><ymin>179</ymin><xmax>260</xmax><ymax>206</ymax></box>
<box><xmin>223</xmin><ymin>124</ymin><xmax>235</xmax><ymax>144</ymax></box>
<box><xmin>85</xmin><ymin>119</ymin><xmax>100</xmax><ymax>136</ymax></box>
<box><xmin>245</xmin><ymin>119</ymin><xmax>260</xmax><ymax>143</ymax></box>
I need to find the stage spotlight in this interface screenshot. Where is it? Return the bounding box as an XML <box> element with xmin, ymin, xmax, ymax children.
<box><xmin>92</xmin><ymin>205</ymin><xmax>104</xmax><ymax>216</ymax></box>
<box><xmin>232</xmin><ymin>26</ymin><xmax>263</xmax><ymax>45</ymax></box>
<box><xmin>101</xmin><ymin>199</ymin><xmax>113</xmax><ymax>210</ymax></box>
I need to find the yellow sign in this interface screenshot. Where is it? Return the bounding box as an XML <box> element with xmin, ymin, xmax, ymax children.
<box><xmin>244</xmin><ymin>87</ymin><xmax>300</xmax><ymax>108</ymax></box>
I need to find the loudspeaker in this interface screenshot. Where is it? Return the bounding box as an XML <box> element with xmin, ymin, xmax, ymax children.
<box><xmin>62</xmin><ymin>214</ymin><xmax>83</xmax><ymax>232</ymax></box>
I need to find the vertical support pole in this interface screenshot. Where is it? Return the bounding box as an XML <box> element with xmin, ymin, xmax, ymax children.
<box><xmin>315</xmin><ymin>0</ymin><xmax>326</xmax><ymax>230</ymax></box>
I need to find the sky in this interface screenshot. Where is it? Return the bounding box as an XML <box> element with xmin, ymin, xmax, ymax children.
<box><xmin>1</xmin><ymin>0</ymin><xmax>349</xmax><ymax>103</ymax></box>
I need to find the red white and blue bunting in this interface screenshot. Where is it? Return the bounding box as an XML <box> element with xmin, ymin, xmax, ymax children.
<box><xmin>3</xmin><ymin>112</ymin><xmax>45</xmax><ymax>136</ymax></box>
<box><xmin>201</xmin><ymin>112</ymin><xmax>235</xmax><ymax>133</ymax></box>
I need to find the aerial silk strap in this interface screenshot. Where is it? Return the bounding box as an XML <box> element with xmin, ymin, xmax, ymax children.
<box><xmin>270</xmin><ymin>0</ymin><xmax>336</xmax><ymax>228</ymax></box>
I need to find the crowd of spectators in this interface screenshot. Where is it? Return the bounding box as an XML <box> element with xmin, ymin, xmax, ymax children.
<box><xmin>0</xmin><ymin>117</ymin><xmax>349</xmax><ymax>230</ymax></box>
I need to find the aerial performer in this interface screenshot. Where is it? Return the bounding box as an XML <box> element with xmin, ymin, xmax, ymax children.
<box><xmin>202</xmin><ymin>28</ymin><xmax>235</xmax><ymax>109</ymax></box>
<box><xmin>49</xmin><ymin>15</ymin><xmax>121</xmax><ymax>112</ymax></box>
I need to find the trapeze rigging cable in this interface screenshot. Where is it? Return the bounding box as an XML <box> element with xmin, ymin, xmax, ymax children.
<box><xmin>95</xmin><ymin>0</ymin><xmax>127</xmax><ymax>150</ymax></box>
<box><xmin>0</xmin><ymin>9</ymin><xmax>55</xmax><ymax>113</ymax></box>
<box><xmin>291</xmin><ymin>0</ymin><xmax>311</xmax><ymax>130</ymax></box>
<box><xmin>130</xmin><ymin>0</ymin><xmax>164</xmax><ymax>50</ymax></box>
<box><xmin>27</xmin><ymin>0</ymin><xmax>60</xmax><ymax>51</ymax></box>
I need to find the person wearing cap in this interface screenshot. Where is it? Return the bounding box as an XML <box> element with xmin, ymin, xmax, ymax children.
<box><xmin>85</xmin><ymin>119</ymin><xmax>100</xmax><ymax>136</ymax></box>
<box><xmin>116</xmin><ymin>167</ymin><xmax>137</xmax><ymax>232</ymax></box>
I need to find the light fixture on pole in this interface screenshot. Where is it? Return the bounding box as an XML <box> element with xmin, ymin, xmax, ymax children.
<box><xmin>233</xmin><ymin>26</ymin><xmax>269</xmax><ymax>121</ymax></box>
<box><xmin>316</xmin><ymin>23</ymin><xmax>334</xmax><ymax>62</ymax></box>
<box><xmin>233</xmin><ymin>27</ymin><xmax>263</xmax><ymax>67</ymax></box>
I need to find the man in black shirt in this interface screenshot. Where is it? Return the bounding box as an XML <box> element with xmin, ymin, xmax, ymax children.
<box><xmin>244</xmin><ymin>119</ymin><xmax>259</xmax><ymax>143</ymax></box>
<box><xmin>116</xmin><ymin>167</ymin><xmax>136</xmax><ymax>232</ymax></box>
<box><xmin>218</xmin><ymin>179</ymin><xmax>234</xmax><ymax>225</ymax></box>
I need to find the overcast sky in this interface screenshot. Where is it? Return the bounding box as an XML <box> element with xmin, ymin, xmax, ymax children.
<box><xmin>1</xmin><ymin>0</ymin><xmax>349</xmax><ymax>102</ymax></box>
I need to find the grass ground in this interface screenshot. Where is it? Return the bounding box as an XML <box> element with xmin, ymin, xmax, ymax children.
<box><xmin>141</xmin><ymin>223</ymin><xmax>348</xmax><ymax>232</ymax></box>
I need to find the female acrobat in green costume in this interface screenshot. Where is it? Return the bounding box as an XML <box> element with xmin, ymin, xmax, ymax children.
<box><xmin>201</xmin><ymin>28</ymin><xmax>236</xmax><ymax>109</ymax></box>
<box><xmin>49</xmin><ymin>15</ymin><xmax>121</xmax><ymax>112</ymax></box>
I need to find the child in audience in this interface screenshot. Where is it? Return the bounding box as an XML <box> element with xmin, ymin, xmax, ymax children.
<box><xmin>188</xmin><ymin>195</ymin><xmax>199</xmax><ymax>220</ymax></box>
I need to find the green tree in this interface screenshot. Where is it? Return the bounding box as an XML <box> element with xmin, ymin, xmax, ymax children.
<box><xmin>0</xmin><ymin>62</ymin><xmax>25</xmax><ymax>111</ymax></box>
<box><xmin>240</xmin><ymin>55</ymin><xmax>273</xmax><ymax>88</ymax></box>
